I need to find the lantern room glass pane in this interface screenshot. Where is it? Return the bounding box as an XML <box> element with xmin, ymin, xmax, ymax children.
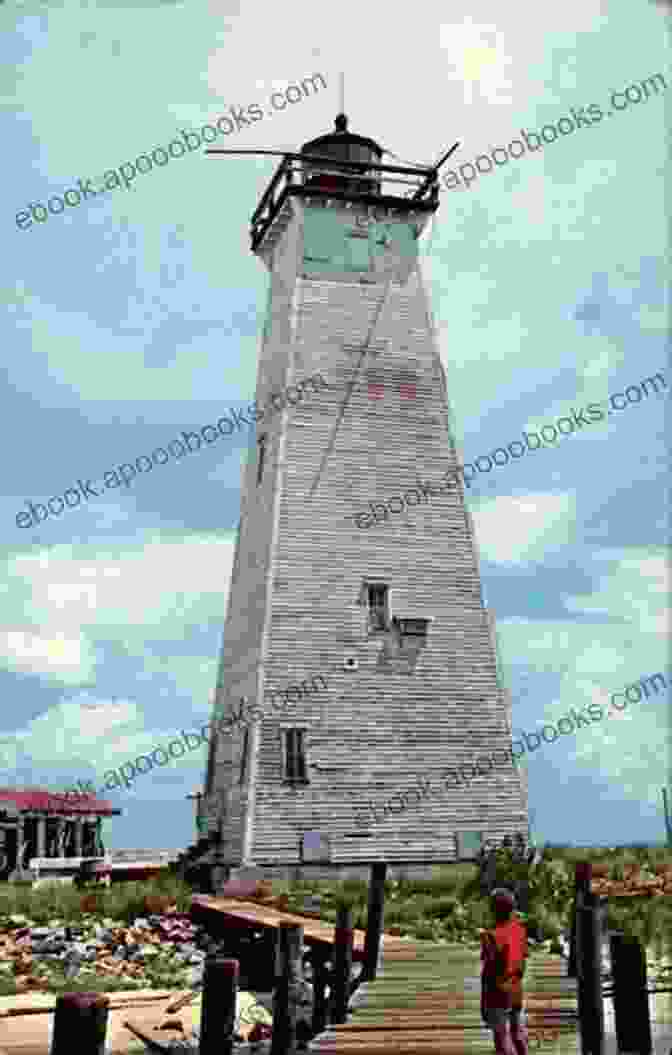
<box><xmin>346</xmin><ymin>233</ymin><xmax>371</xmax><ymax>272</ymax></box>
<box><xmin>303</xmin><ymin>209</ymin><xmax>347</xmax><ymax>271</ymax></box>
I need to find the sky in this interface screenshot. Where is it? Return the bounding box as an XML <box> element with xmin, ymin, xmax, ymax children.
<box><xmin>1</xmin><ymin>0</ymin><xmax>670</xmax><ymax>853</ymax></box>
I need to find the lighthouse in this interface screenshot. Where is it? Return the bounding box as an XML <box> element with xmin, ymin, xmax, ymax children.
<box><xmin>192</xmin><ymin>114</ymin><xmax>528</xmax><ymax>887</ymax></box>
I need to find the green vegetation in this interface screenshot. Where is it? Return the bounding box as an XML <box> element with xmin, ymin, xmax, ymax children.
<box><xmin>0</xmin><ymin>871</ymin><xmax>191</xmax><ymax>926</ymax></box>
<box><xmin>272</xmin><ymin>845</ymin><xmax>672</xmax><ymax>964</ymax></box>
<box><xmin>0</xmin><ymin>874</ymin><xmax>194</xmax><ymax>996</ymax></box>
<box><xmin>0</xmin><ymin>962</ymin><xmax>182</xmax><ymax>998</ymax></box>
<box><xmin>0</xmin><ymin>846</ymin><xmax>670</xmax><ymax>997</ymax></box>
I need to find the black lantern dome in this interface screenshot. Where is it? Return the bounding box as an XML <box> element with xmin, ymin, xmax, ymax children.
<box><xmin>301</xmin><ymin>113</ymin><xmax>383</xmax><ymax>162</ymax></box>
<box><xmin>300</xmin><ymin>113</ymin><xmax>383</xmax><ymax>195</ymax></box>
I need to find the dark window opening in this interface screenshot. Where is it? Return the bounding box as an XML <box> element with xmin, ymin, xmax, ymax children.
<box><xmin>284</xmin><ymin>729</ymin><xmax>308</xmax><ymax>783</ymax></box>
<box><xmin>239</xmin><ymin>728</ymin><xmax>250</xmax><ymax>785</ymax></box>
<box><xmin>367</xmin><ymin>583</ymin><xmax>389</xmax><ymax>631</ymax></box>
<box><xmin>205</xmin><ymin>731</ymin><xmax>217</xmax><ymax>794</ymax></box>
<box><xmin>257</xmin><ymin>434</ymin><xmax>267</xmax><ymax>486</ymax></box>
<box><xmin>395</xmin><ymin>617</ymin><xmax>430</xmax><ymax>637</ymax></box>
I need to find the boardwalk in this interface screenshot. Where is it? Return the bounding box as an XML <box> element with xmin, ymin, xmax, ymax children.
<box><xmin>190</xmin><ymin>895</ymin><xmax>373</xmax><ymax>956</ymax></box>
<box><xmin>191</xmin><ymin>895</ymin><xmax>583</xmax><ymax>1054</ymax></box>
<box><xmin>3</xmin><ymin>895</ymin><xmax>669</xmax><ymax>1052</ymax></box>
<box><xmin>309</xmin><ymin>941</ymin><xmax>581</xmax><ymax>1054</ymax></box>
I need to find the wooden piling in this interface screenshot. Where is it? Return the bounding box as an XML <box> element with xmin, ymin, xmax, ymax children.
<box><xmin>311</xmin><ymin>943</ymin><xmax>331</xmax><ymax>1037</ymax></box>
<box><xmin>514</xmin><ymin>878</ymin><xmax>529</xmax><ymax>913</ymax></box>
<box><xmin>331</xmin><ymin>905</ymin><xmax>354</xmax><ymax>1025</ymax></box>
<box><xmin>569</xmin><ymin>859</ymin><xmax>592</xmax><ymax>978</ymax></box>
<box><xmin>483</xmin><ymin>846</ymin><xmax>498</xmax><ymax>895</ymax></box>
<box><xmin>576</xmin><ymin>899</ymin><xmax>605</xmax><ymax>1055</ymax></box>
<box><xmin>362</xmin><ymin>861</ymin><xmax>386</xmax><ymax>982</ymax></box>
<box><xmin>198</xmin><ymin>955</ymin><xmax>238</xmax><ymax>1055</ymax></box>
<box><xmin>271</xmin><ymin>922</ymin><xmax>303</xmax><ymax>1055</ymax></box>
<box><xmin>568</xmin><ymin>889</ymin><xmax>582</xmax><ymax>979</ymax></box>
<box><xmin>610</xmin><ymin>931</ymin><xmax>653</xmax><ymax>1055</ymax></box>
<box><xmin>50</xmin><ymin>992</ymin><xmax>109</xmax><ymax>1055</ymax></box>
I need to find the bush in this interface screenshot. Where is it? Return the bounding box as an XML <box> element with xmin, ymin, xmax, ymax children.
<box><xmin>428</xmin><ymin>895</ymin><xmax>461</xmax><ymax>921</ymax></box>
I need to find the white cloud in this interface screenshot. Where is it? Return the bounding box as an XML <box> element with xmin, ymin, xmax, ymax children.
<box><xmin>0</xmin><ymin>533</ymin><xmax>235</xmax><ymax>683</ymax></box>
<box><xmin>494</xmin><ymin>546</ymin><xmax>671</xmax><ymax>803</ymax></box>
<box><xmin>564</xmin><ymin>548</ymin><xmax>670</xmax><ymax>639</ymax></box>
<box><xmin>439</xmin><ymin>16</ymin><xmax>515</xmax><ymax>106</ymax></box>
<box><xmin>9</xmin><ymin>535</ymin><xmax>234</xmax><ymax>630</ymax></box>
<box><xmin>0</xmin><ymin>629</ymin><xmax>96</xmax><ymax>683</ymax></box>
<box><xmin>0</xmin><ymin>691</ymin><xmax>207</xmax><ymax>783</ymax></box>
<box><xmin>471</xmin><ymin>491</ymin><xmax>575</xmax><ymax>565</ymax></box>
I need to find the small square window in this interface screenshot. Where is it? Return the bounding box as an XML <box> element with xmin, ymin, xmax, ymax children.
<box><xmin>283</xmin><ymin>729</ymin><xmax>308</xmax><ymax>783</ymax></box>
<box><xmin>367</xmin><ymin>583</ymin><xmax>389</xmax><ymax>631</ymax></box>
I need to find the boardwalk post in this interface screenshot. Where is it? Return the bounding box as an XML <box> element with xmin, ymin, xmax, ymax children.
<box><xmin>362</xmin><ymin>861</ymin><xmax>386</xmax><ymax>982</ymax></box>
<box><xmin>514</xmin><ymin>877</ymin><xmax>529</xmax><ymax>914</ymax></box>
<box><xmin>576</xmin><ymin>899</ymin><xmax>605</xmax><ymax>1055</ymax></box>
<box><xmin>198</xmin><ymin>955</ymin><xmax>238</xmax><ymax>1055</ymax></box>
<box><xmin>311</xmin><ymin>943</ymin><xmax>331</xmax><ymax>1036</ymax></box>
<box><xmin>50</xmin><ymin>992</ymin><xmax>109</xmax><ymax>1055</ymax></box>
<box><xmin>331</xmin><ymin>905</ymin><xmax>354</xmax><ymax>1025</ymax></box>
<box><xmin>569</xmin><ymin>860</ymin><xmax>592</xmax><ymax>978</ymax></box>
<box><xmin>271</xmin><ymin>922</ymin><xmax>303</xmax><ymax>1055</ymax></box>
<box><xmin>610</xmin><ymin>931</ymin><xmax>652</xmax><ymax>1054</ymax></box>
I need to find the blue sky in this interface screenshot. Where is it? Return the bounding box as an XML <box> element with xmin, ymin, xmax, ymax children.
<box><xmin>1</xmin><ymin>0</ymin><xmax>669</xmax><ymax>852</ymax></box>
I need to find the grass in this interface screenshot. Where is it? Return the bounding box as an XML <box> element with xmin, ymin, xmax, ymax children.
<box><xmin>0</xmin><ymin>871</ymin><xmax>192</xmax><ymax>926</ymax></box>
<box><xmin>0</xmin><ymin>969</ymin><xmax>167</xmax><ymax>998</ymax></box>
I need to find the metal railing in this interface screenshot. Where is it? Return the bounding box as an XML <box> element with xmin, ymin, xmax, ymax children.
<box><xmin>249</xmin><ymin>152</ymin><xmax>440</xmax><ymax>251</ymax></box>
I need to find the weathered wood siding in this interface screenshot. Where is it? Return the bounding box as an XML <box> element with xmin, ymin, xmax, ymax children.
<box><xmin>202</xmin><ymin>199</ymin><xmax>527</xmax><ymax>865</ymax></box>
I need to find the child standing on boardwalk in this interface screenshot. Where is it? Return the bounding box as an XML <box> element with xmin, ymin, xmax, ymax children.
<box><xmin>481</xmin><ymin>887</ymin><xmax>529</xmax><ymax>1055</ymax></box>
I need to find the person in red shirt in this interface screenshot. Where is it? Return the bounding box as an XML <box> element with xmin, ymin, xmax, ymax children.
<box><xmin>481</xmin><ymin>887</ymin><xmax>529</xmax><ymax>1055</ymax></box>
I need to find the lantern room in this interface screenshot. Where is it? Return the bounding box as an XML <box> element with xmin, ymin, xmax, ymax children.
<box><xmin>300</xmin><ymin>113</ymin><xmax>383</xmax><ymax>196</ymax></box>
<box><xmin>248</xmin><ymin>113</ymin><xmax>440</xmax><ymax>255</ymax></box>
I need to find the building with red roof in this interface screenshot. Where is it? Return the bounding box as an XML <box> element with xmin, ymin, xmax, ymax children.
<box><xmin>0</xmin><ymin>787</ymin><xmax>121</xmax><ymax>880</ymax></box>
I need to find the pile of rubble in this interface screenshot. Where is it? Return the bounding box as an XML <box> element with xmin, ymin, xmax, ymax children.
<box><xmin>0</xmin><ymin>910</ymin><xmax>213</xmax><ymax>993</ymax></box>
<box><xmin>0</xmin><ymin>909</ymin><xmax>280</xmax><ymax>1049</ymax></box>
<box><xmin>132</xmin><ymin>980</ymin><xmax>317</xmax><ymax>1053</ymax></box>
<box><xmin>590</xmin><ymin>864</ymin><xmax>672</xmax><ymax>897</ymax></box>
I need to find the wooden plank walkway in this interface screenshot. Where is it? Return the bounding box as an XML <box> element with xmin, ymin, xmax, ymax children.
<box><xmin>190</xmin><ymin>895</ymin><xmax>410</xmax><ymax>960</ymax></box>
<box><xmin>191</xmin><ymin>896</ymin><xmax>583</xmax><ymax>1054</ymax></box>
<box><xmin>309</xmin><ymin>942</ymin><xmax>581</xmax><ymax>1054</ymax></box>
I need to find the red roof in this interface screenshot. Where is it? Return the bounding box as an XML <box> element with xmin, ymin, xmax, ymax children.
<box><xmin>0</xmin><ymin>788</ymin><xmax>118</xmax><ymax>815</ymax></box>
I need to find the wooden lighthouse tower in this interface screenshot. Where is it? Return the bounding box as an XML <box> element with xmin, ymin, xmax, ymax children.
<box><xmin>195</xmin><ymin>114</ymin><xmax>528</xmax><ymax>886</ymax></box>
